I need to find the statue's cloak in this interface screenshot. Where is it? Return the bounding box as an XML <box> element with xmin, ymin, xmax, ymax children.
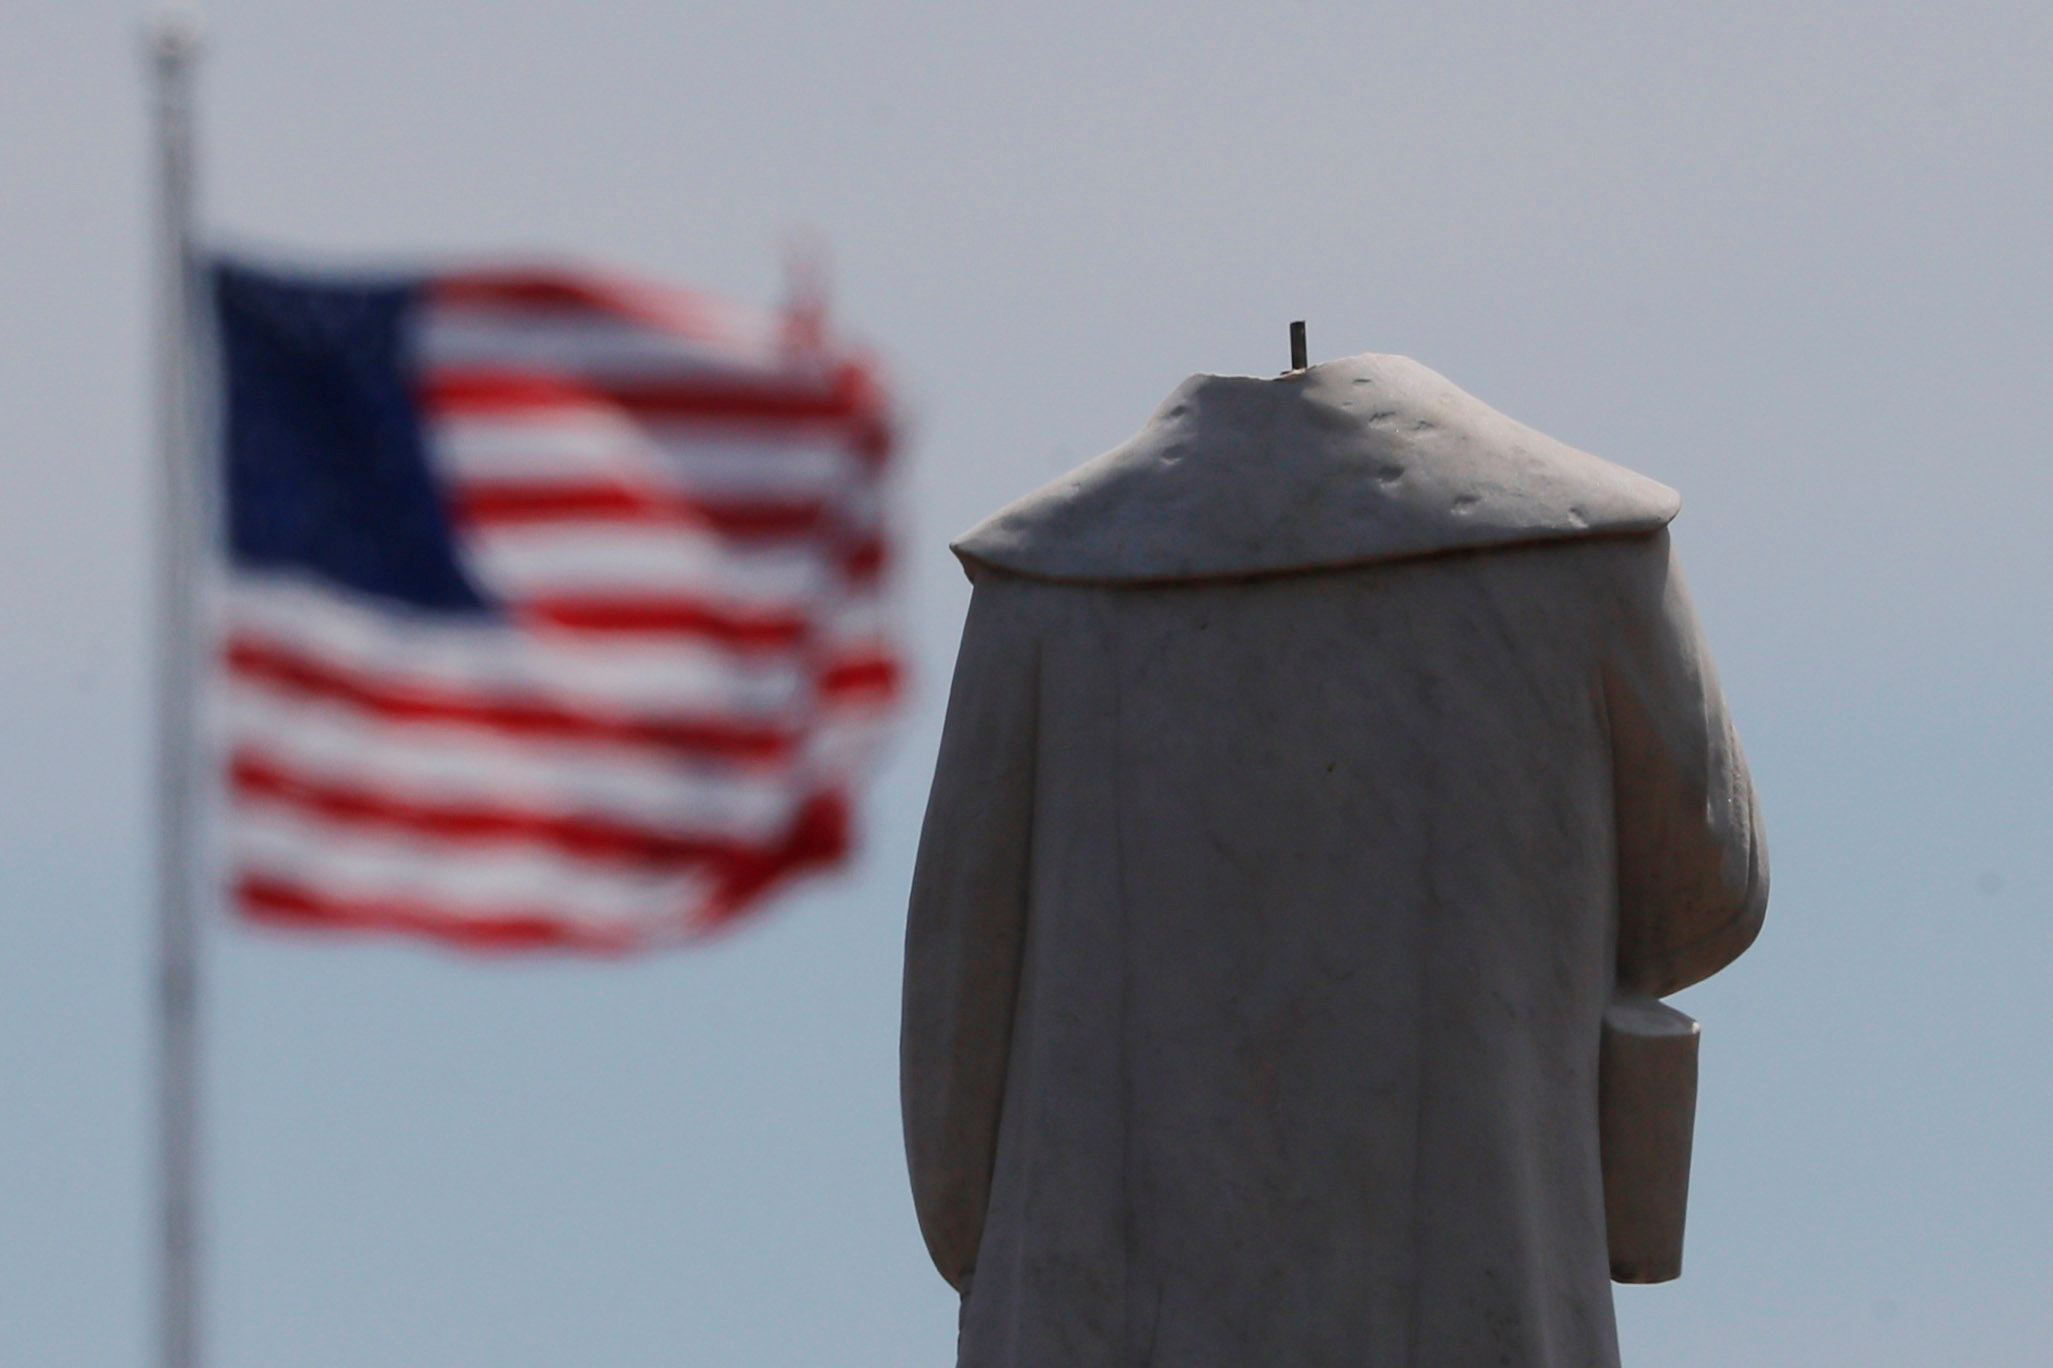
<box><xmin>904</xmin><ymin>354</ymin><xmax>1766</xmax><ymax>1368</ymax></box>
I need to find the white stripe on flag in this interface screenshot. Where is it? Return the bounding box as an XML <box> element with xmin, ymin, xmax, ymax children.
<box><xmin>420</xmin><ymin>303</ymin><xmax>783</xmax><ymax>376</ymax></box>
<box><xmin>221</xmin><ymin>577</ymin><xmax>815</xmax><ymax>716</ymax></box>
<box><xmin>234</xmin><ymin>808</ymin><xmax>716</xmax><ymax>929</ymax></box>
<box><xmin>432</xmin><ymin>414</ymin><xmax>864</xmax><ymax>495</ymax></box>
<box><xmin>433</xmin><ymin>417</ymin><xmax>863</xmax><ymax>499</ymax></box>
<box><xmin>226</xmin><ymin>685</ymin><xmax>805</xmax><ymax>839</ymax></box>
<box><xmin>459</xmin><ymin>524</ymin><xmax>836</xmax><ymax>604</ymax></box>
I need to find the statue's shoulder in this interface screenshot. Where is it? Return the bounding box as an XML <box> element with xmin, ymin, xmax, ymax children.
<box><xmin>953</xmin><ymin>353</ymin><xmax>1679</xmax><ymax>585</ymax></box>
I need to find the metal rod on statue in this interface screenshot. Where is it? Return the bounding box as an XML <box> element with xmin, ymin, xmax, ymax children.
<box><xmin>147</xmin><ymin>9</ymin><xmax>205</xmax><ymax>1368</ymax></box>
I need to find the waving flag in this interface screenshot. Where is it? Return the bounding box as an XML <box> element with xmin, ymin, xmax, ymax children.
<box><xmin>211</xmin><ymin>260</ymin><xmax>900</xmax><ymax>952</ymax></box>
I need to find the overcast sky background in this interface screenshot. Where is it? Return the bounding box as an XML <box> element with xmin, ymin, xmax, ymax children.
<box><xmin>4</xmin><ymin>2</ymin><xmax>2051</xmax><ymax>1365</ymax></box>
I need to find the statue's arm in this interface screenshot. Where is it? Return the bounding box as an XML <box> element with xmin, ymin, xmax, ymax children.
<box><xmin>1601</xmin><ymin>529</ymin><xmax>1769</xmax><ymax>996</ymax></box>
<box><xmin>901</xmin><ymin>575</ymin><xmax>1040</xmax><ymax>1291</ymax></box>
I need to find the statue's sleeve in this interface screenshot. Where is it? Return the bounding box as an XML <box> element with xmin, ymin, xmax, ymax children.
<box><xmin>1602</xmin><ymin>529</ymin><xmax>1769</xmax><ymax>997</ymax></box>
<box><xmin>901</xmin><ymin>574</ymin><xmax>1040</xmax><ymax>1290</ymax></box>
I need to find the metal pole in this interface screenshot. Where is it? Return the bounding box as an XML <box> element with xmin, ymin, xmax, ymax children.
<box><xmin>147</xmin><ymin>9</ymin><xmax>205</xmax><ymax>1368</ymax></box>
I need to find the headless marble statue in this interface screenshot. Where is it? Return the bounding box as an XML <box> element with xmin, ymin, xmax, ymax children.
<box><xmin>903</xmin><ymin>353</ymin><xmax>1767</xmax><ymax>1368</ymax></box>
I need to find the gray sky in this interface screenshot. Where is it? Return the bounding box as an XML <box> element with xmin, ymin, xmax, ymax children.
<box><xmin>4</xmin><ymin>1</ymin><xmax>2051</xmax><ymax>1364</ymax></box>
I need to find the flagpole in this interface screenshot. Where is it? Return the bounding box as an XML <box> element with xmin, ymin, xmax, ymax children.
<box><xmin>147</xmin><ymin>9</ymin><xmax>205</xmax><ymax>1368</ymax></box>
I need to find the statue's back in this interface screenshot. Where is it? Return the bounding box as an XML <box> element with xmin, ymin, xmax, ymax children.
<box><xmin>904</xmin><ymin>355</ymin><xmax>1767</xmax><ymax>1368</ymax></box>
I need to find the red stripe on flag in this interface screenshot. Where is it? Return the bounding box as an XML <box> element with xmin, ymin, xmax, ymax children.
<box><xmin>223</xmin><ymin>634</ymin><xmax>801</xmax><ymax>765</ymax></box>
<box><xmin>451</xmin><ymin>481</ymin><xmax>829</xmax><ymax>537</ymax></box>
<box><xmin>517</xmin><ymin>597</ymin><xmax>809</xmax><ymax>647</ymax></box>
<box><xmin>230</xmin><ymin>749</ymin><xmax>764</xmax><ymax>866</ymax></box>
<box><xmin>820</xmin><ymin>653</ymin><xmax>902</xmax><ymax>700</ymax></box>
<box><xmin>237</xmin><ymin>875</ymin><xmax>641</xmax><ymax>954</ymax></box>
<box><xmin>424</xmin><ymin>367</ymin><xmax>879</xmax><ymax>426</ymax></box>
<box><xmin>429</xmin><ymin>270</ymin><xmax>732</xmax><ymax>339</ymax></box>
<box><xmin>697</xmin><ymin>790</ymin><xmax>849</xmax><ymax>927</ymax></box>
<box><xmin>232</xmin><ymin>793</ymin><xmax>853</xmax><ymax>951</ymax></box>
<box><xmin>843</xmin><ymin>536</ymin><xmax>887</xmax><ymax>582</ymax></box>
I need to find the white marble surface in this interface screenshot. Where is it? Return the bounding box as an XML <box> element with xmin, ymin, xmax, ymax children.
<box><xmin>954</xmin><ymin>352</ymin><xmax>1679</xmax><ymax>584</ymax></box>
<box><xmin>904</xmin><ymin>356</ymin><xmax>1767</xmax><ymax>1368</ymax></box>
<box><xmin>1601</xmin><ymin>992</ymin><xmax>1704</xmax><ymax>1285</ymax></box>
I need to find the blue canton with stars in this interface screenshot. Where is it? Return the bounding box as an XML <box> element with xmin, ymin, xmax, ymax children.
<box><xmin>215</xmin><ymin>259</ymin><xmax>492</xmax><ymax>614</ymax></box>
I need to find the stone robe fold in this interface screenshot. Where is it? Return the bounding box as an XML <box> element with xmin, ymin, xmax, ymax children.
<box><xmin>903</xmin><ymin>354</ymin><xmax>1767</xmax><ymax>1368</ymax></box>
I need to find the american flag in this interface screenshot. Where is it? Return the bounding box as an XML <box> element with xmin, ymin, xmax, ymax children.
<box><xmin>210</xmin><ymin>259</ymin><xmax>901</xmax><ymax>952</ymax></box>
